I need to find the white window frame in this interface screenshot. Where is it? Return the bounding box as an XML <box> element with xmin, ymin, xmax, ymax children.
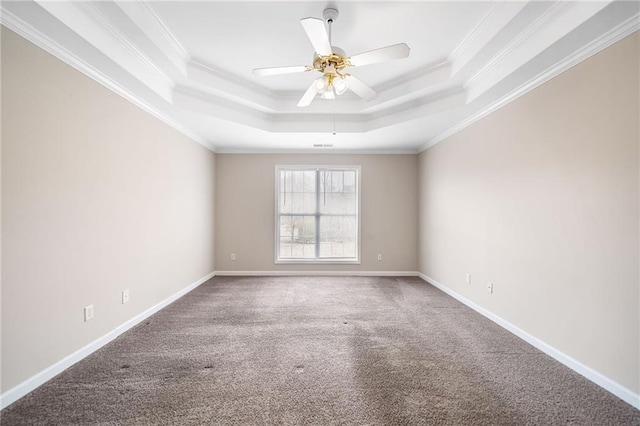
<box><xmin>274</xmin><ymin>165</ymin><xmax>361</xmax><ymax>264</ymax></box>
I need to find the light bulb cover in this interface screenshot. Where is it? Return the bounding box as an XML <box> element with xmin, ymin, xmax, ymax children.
<box><xmin>313</xmin><ymin>77</ymin><xmax>328</xmax><ymax>93</ymax></box>
<box><xmin>334</xmin><ymin>77</ymin><xmax>349</xmax><ymax>95</ymax></box>
<box><xmin>320</xmin><ymin>87</ymin><xmax>336</xmax><ymax>99</ymax></box>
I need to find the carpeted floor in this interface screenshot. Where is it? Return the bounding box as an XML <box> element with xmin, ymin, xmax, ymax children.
<box><xmin>2</xmin><ymin>276</ymin><xmax>639</xmax><ymax>425</ymax></box>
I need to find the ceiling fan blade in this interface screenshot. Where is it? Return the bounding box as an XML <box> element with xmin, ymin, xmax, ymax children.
<box><xmin>349</xmin><ymin>43</ymin><xmax>410</xmax><ymax>67</ymax></box>
<box><xmin>346</xmin><ymin>76</ymin><xmax>377</xmax><ymax>101</ymax></box>
<box><xmin>297</xmin><ymin>81</ymin><xmax>318</xmax><ymax>107</ymax></box>
<box><xmin>300</xmin><ymin>17</ymin><xmax>332</xmax><ymax>56</ymax></box>
<box><xmin>252</xmin><ymin>65</ymin><xmax>309</xmax><ymax>76</ymax></box>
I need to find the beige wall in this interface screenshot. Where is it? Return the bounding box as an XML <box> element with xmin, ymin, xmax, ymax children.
<box><xmin>2</xmin><ymin>19</ymin><xmax>637</xmax><ymax>405</ymax></box>
<box><xmin>418</xmin><ymin>33</ymin><xmax>639</xmax><ymax>393</ymax></box>
<box><xmin>1</xmin><ymin>28</ymin><xmax>216</xmax><ymax>392</ymax></box>
<box><xmin>216</xmin><ymin>154</ymin><xmax>418</xmax><ymax>272</ymax></box>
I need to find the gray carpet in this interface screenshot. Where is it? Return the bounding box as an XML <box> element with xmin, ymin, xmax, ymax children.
<box><xmin>2</xmin><ymin>276</ymin><xmax>639</xmax><ymax>425</ymax></box>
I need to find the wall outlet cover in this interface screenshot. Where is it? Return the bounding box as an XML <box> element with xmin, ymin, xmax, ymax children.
<box><xmin>84</xmin><ymin>305</ymin><xmax>94</xmax><ymax>322</ymax></box>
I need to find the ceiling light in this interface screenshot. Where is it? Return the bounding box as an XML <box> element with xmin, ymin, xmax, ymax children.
<box><xmin>334</xmin><ymin>77</ymin><xmax>349</xmax><ymax>95</ymax></box>
<box><xmin>321</xmin><ymin>88</ymin><xmax>335</xmax><ymax>99</ymax></box>
<box><xmin>313</xmin><ymin>77</ymin><xmax>328</xmax><ymax>92</ymax></box>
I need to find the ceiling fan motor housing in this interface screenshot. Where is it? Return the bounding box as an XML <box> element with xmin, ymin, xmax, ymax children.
<box><xmin>313</xmin><ymin>46</ymin><xmax>349</xmax><ymax>75</ymax></box>
<box><xmin>323</xmin><ymin>8</ymin><xmax>339</xmax><ymax>24</ymax></box>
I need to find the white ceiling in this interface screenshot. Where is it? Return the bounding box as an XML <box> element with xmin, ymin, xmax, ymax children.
<box><xmin>151</xmin><ymin>2</ymin><xmax>491</xmax><ymax>90</ymax></box>
<box><xmin>2</xmin><ymin>1</ymin><xmax>638</xmax><ymax>153</ymax></box>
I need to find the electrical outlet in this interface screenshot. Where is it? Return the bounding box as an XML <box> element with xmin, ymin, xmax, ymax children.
<box><xmin>466</xmin><ymin>273</ymin><xmax>471</xmax><ymax>285</ymax></box>
<box><xmin>84</xmin><ymin>305</ymin><xmax>94</xmax><ymax>322</ymax></box>
<box><xmin>122</xmin><ymin>289</ymin><xmax>130</xmax><ymax>304</ymax></box>
<box><xmin>377</xmin><ymin>254</ymin><xmax>382</xmax><ymax>261</ymax></box>
<box><xmin>487</xmin><ymin>282</ymin><xmax>493</xmax><ymax>294</ymax></box>
<box><xmin>231</xmin><ymin>253</ymin><xmax>236</xmax><ymax>261</ymax></box>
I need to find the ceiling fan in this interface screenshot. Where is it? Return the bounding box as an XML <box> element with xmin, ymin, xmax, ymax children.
<box><xmin>252</xmin><ymin>8</ymin><xmax>410</xmax><ymax>107</ymax></box>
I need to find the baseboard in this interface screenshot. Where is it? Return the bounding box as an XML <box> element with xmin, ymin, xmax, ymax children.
<box><xmin>215</xmin><ymin>270</ymin><xmax>420</xmax><ymax>277</ymax></box>
<box><xmin>0</xmin><ymin>271</ymin><xmax>215</xmax><ymax>410</ymax></box>
<box><xmin>417</xmin><ymin>273</ymin><xmax>640</xmax><ymax>410</ymax></box>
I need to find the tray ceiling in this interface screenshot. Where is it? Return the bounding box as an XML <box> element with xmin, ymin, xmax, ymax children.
<box><xmin>2</xmin><ymin>1</ymin><xmax>638</xmax><ymax>153</ymax></box>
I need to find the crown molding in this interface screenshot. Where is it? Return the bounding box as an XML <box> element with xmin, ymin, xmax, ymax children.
<box><xmin>34</xmin><ymin>0</ymin><xmax>175</xmax><ymax>102</ymax></box>
<box><xmin>369</xmin><ymin>87</ymin><xmax>467</xmax><ymax>131</ymax></box>
<box><xmin>419</xmin><ymin>14</ymin><xmax>640</xmax><ymax>153</ymax></box>
<box><xmin>186</xmin><ymin>58</ymin><xmax>282</xmax><ymax>111</ymax></box>
<box><xmin>116</xmin><ymin>0</ymin><xmax>189</xmax><ymax>76</ymax></box>
<box><xmin>173</xmin><ymin>85</ymin><xmax>273</xmax><ymax>129</ymax></box>
<box><xmin>80</xmin><ymin>2</ymin><xmax>174</xmax><ymax>87</ymax></box>
<box><xmin>373</xmin><ymin>58</ymin><xmax>450</xmax><ymax>93</ymax></box>
<box><xmin>3</xmin><ymin>0</ymin><xmax>633</xmax><ymax>153</ymax></box>
<box><xmin>21</xmin><ymin>0</ymin><xmax>470</xmax><ymax>119</ymax></box>
<box><xmin>450</xmin><ymin>0</ymin><xmax>527</xmax><ymax>76</ymax></box>
<box><xmin>0</xmin><ymin>6</ymin><xmax>214</xmax><ymax>152</ymax></box>
<box><xmin>174</xmin><ymin>83</ymin><xmax>467</xmax><ymax>134</ymax></box>
<box><xmin>364</xmin><ymin>60</ymin><xmax>453</xmax><ymax>112</ymax></box>
<box><xmin>465</xmin><ymin>1</ymin><xmax>570</xmax><ymax>89</ymax></box>
<box><xmin>186</xmin><ymin>55</ymin><xmax>456</xmax><ymax>116</ymax></box>
<box><xmin>450</xmin><ymin>2</ymin><xmax>500</xmax><ymax>61</ymax></box>
<box><xmin>465</xmin><ymin>0</ymin><xmax>612</xmax><ymax>102</ymax></box>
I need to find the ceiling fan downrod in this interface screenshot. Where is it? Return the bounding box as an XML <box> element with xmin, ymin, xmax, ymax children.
<box><xmin>313</xmin><ymin>8</ymin><xmax>349</xmax><ymax>96</ymax></box>
<box><xmin>323</xmin><ymin>8</ymin><xmax>339</xmax><ymax>44</ymax></box>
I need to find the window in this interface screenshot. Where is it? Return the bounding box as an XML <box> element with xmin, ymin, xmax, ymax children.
<box><xmin>275</xmin><ymin>166</ymin><xmax>360</xmax><ymax>263</ymax></box>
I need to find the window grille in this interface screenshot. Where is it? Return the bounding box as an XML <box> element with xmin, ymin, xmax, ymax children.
<box><xmin>275</xmin><ymin>166</ymin><xmax>360</xmax><ymax>263</ymax></box>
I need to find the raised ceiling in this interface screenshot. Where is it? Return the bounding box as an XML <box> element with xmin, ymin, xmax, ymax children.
<box><xmin>2</xmin><ymin>1</ymin><xmax>638</xmax><ymax>153</ymax></box>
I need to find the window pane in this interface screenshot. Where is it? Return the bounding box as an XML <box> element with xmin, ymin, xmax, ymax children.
<box><xmin>291</xmin><ymin>192</ymin><xmax>304</xmax><ymax>214</ymax></box>
<box><xmin>280</xmin><ymin>170</ymin><xmax>316</xmax><ymax>214</ymax></box>
<box><xmin>303</xmin><ymin>170</ymin><xmax>315</xmax><ymax>192</ymax></box>
<box><xmin>279</xmin><ymin>191</ymin><xmax>290</xmax><ymax>214</ymax></box>
<box><xmin>279</xmin><ymin>216</ymin><xmax>293</xmax><ymax>258</ymax></box>
<box><xmin>319</xmin><ymin>171</ymin><xmax>328</xmax><ymax>194</ymax></box>
<box><xmin>320</xmin><ymin>192</ymin><xmax>356</xmax><ymax>214</ymax></box>
<box><xmin>343</xmin><ymin>171</ymin><xmax>356</xmax><ymax>192</ymax></box>
<box><xmin>283</xmin><ymin>171</ymin><xmax>293</xmax><ymax>193</ymax></box>
<box><xmin>319</xmin><ymin>170</ymin><xmax>356</xmax><ymax>215</ymax></box>
<box><xmin>303</xmin><ymin>193</ymin><xmax>315</xmax><ymax>213</ymax></box>
<box><xmin>331</xmin><ymin>171</ymin><xmax>343</xmax><ymax>192</ymax></box>
<box><xmin>319</xmin><ymin>216</ymin><xmax>357</xmax><ymax>258</ymax></box>
<box><xmin>279</xmin><ymin>215</ymin><xmax>316</xmax><ymax>259</ymax></box>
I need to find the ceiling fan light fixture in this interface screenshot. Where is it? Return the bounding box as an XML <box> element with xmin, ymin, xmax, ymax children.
<box><xmin>321</xmin><ymin>87</ymin><xmax>335</xmax><ymax>99</ymax></box>
<box><xmin>334</xmin><ymin>77</ymin><xmax>349</xmax><ymax>95</ymax></box>
<box><xmin>313</xmin><ymin>77</ymin><xmax>328</xmax><ymax>93</ymax></box>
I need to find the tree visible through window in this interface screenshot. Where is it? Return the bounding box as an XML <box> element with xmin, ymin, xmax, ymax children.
<box><xmin>276</xmin><ymin>166</ymin><xmax>360</xmax><ymax>262</ymax></box>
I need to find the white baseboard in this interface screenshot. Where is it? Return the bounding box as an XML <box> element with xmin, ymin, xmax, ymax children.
<box><xmin>215</xmin><ymin>270</ymin><xmax>420</xmax><ymax>277</ymax></box>
<box><xmin>0</xmin><ymin>271</ymin><xmax>215</xmax><ymax>410</ymax></box>
<box><xmin>417</xmin><ymin>273</ymin><xmax>640</xmax><ymax>410</ymax></box>
<box><xmin>7</xmin><ymin>271</ymin><xmax>635</xmax><ymax>411</ymax></box>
